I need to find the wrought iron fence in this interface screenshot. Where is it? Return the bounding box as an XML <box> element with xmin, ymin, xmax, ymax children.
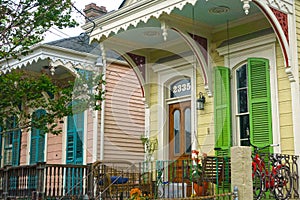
<box><xmin>252</xmin><ymin>153</ymin><xmax>299</xmax><ymax>200</ymax></box>
<box><xmin>92</xmin><ymin>157</ymin><xmax>232</xmax><ymax>199</ymax></box>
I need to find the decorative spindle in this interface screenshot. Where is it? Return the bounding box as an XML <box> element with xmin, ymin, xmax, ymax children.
<box><xmin>241</xmin><ymin>0</ymin><xmax>252</xmax><ymax>15</ymax></box>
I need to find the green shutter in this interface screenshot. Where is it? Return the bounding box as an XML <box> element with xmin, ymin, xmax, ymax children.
<box><xmin>248</xmin><ymin>58</ymin><xmax>272</xmax><ymax>151</ymax></box>
<box><xmin>214</xmin><ymin>67</ymin><xmax>231</xmax><ymax>156</ymax></box>
<box><xmin>30</xmin><ymin>110</ymin><xmax>46</xmax><ymax>164</ymax></box>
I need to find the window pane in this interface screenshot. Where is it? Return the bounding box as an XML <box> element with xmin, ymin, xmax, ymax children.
<box><xmin>185</xmin><ymin>108</ymin><xmax>191</xmax><ymax>153</ymax></box>
<box><xmin>236</xmin><ymin>64</ymin><xmax>247</xmax><ymax>89</ymax></box>
<box><xmin>240</xmin><ymin>115</ymin><xmax>250</xmax><ymax>146</ymax></box>
<box><xmin>76</xmin><ymin>131</ymin><xmax>83</xmax><ymax>160</ymax></box>
<box><xmin>170</xmin><ymin>79</ymin><xmax>191</xmax><ymax>98</ymax></box>
<box><xmin>174</xmin><ymin>110</ymin><xmax>180</xmax><ymax>154</ymax></box>
<box><xmin>237</xmin><ymin>89</ymin><xmax>248</xmax><ymax>113</ymax></box>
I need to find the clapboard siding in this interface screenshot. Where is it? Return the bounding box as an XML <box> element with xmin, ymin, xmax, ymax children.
<box><xmin>103</xmin><ymin>63</ymin><xmax>145</xmax><ymax>163</ymax></box>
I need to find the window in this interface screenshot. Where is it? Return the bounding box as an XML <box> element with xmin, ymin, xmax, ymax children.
<box><xmin>214</xmin><ymin>58</ymin><xmax>273</xmax><ymax>156</ymax></box>
<box><xmin>174</xmin><ymin>110</ymin><xmax>180</xmax><ymax>154</ymax></box>
<box><xmin>235</xmin><ymin>64</ymin><xmax>250</xmax><ymax>146</ymax></box>
<box><xmin>3</xmin><ymin>116</ymin><xmax>21</xmax><ymax>166</ymax></box>
<box><xmin>184</xmin><ymin>108</ymin><xmax>191</xmax><ymax>153</ymax></box>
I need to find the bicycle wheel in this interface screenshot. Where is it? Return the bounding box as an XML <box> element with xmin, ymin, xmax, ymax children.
<box><xmin>273</xmin><ymin>166</ymin><xmax>292</xmax><ymax>200</ymax></box>
<box><xmin>253</xmin><ymin>168</ymin><xmax>263</xmax><ymax>199</ymax></box>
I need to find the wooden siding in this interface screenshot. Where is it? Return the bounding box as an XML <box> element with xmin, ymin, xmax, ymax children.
<box><xmin>46</xmin><ymin>123</ymin><xmax>63</xmax><ymax>164</ymax></box>
<box><xmin>102</xmin><ymin>63</ymin><xmax>145</xmax><ymax>163</ymax></box>
<box><xmin>275</xmin><ymin>43</ymin><xmax>294</xmax><ymax>154</ymax></box>
<box><xmin>19</xmin><ymin>131</ymin><xmax>28</xmax><ymax>165</ymax></box>
<box><xmin>86</xmin><ymin>110</ymin><xmax>94</xmax><ymax>164</ymax></box>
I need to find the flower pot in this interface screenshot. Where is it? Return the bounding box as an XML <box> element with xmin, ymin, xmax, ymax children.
<box><xmin>193</xmin><ymin>182</ymin><xmax>208</xmax><ymax>196</ymax></box>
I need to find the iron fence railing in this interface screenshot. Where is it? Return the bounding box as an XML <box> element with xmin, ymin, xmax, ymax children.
<box><xmin>0</xmin><ymin>162</ymin><xmax>91</xmax><ymax>199</ymax></box>
<box><xmin>1</xmin><ymin>153</ymin><xmax>298</xmax><ymax>200</ymax></box>
<box><xmin>0</xmin><ymin>157</ymin><xmax>232</xmax><ymax>199</ymax></box>
<box><xmin>93</xmin><ymin>157</ymin><xmax>232</xmax><ymax>199</ymax></box>
<box><xmin>252</xmin><ymin>153</ymin><xmax>299</xmax><ymax>200</ymax></box>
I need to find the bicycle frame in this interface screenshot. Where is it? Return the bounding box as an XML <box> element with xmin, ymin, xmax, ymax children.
<box><xmin>252</xmin><ymin>148</ymin><xmax>290</xmax><ymax>193</ymax></box>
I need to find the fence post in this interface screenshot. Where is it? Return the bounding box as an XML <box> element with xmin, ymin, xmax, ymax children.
<box><xmin>36</xmin><ymin>162</ymin><xmax>46</xmax><ymax>199</ymax></box>
<box><xmin>231</xmin><ymin>146</ymin><xmax>253</xmax><ymax>199</ymax></box>
<box><xmin>87</xmin><ymin>163</ymin><xmax>94</xmax><ymax>198</ymax></box>
<box><xmin>3</xmin><ymin>165</ymin><xmax>10</xmax><ymax>200</ymax></box>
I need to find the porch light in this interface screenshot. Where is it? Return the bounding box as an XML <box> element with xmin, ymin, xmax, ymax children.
<box><xmin>197</xmin><ymin>92</ymin><xmax>206</xmax><ymax>110</ymax></box>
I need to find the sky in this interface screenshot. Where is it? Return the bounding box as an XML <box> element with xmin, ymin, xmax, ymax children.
<box><xmin>43</xmin><ymin>0</ymin><xmax>124</xmax><ymax>43</ymax></box>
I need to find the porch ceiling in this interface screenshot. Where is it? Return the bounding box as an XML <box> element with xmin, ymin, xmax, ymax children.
<box><xmin>86</xmin><ymin>0</ymin><xmax>261</xmax><ymax>43</ymax></box>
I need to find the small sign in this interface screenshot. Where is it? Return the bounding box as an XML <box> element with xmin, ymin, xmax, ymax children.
<box><xmin>170</xmin><ymin>79</ymin><xmax>191</xmax><ymax>98</ymax></box>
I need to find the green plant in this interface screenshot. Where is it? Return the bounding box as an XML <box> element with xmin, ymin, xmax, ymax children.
<box><xmin>0</xmin><ymin>70</ymin><xmax>104</xmax><ymax>135</ymax></box>
<box><xmin>1</xmin><ymin>0</ymin><xmax>78</xmax><ymax>60</ymax></box>
<box><xmin>140</xmin><ymin>136</ymin><xmax>157</xmax><ymax>162</ymax></box>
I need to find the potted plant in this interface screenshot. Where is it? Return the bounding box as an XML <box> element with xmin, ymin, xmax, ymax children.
<box><xmin>190</xmin><ymin>150</ymin><xmax>208</xmax><ymax>196</ymax></box>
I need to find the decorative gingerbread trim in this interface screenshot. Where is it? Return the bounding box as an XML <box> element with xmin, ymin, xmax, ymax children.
<box><xmin>266</xmin><ymin>0</ymin><xmax>293</xmax><ymax>14</ymax></box>
<box><xmin>188</xmin><ymin>33</ymin><xmax>208</xmax><ymax>64</ymax></box>
<box><xmin>127</xmin><ymin>52</ymin><xmax>146</xmax><ymax>80</ymax></box>
<box><xmin>270</xmin><ymin>7</ymin><xmax>289</xmax><ymax>44</ymax></box>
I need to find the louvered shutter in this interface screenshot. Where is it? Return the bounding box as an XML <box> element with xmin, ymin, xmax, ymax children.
<box><xmin>12</xmin><ymin>130</ymin><xmax>21</xmax><ymax>166</ymax></box>
<box><xmin>30</xmin><ymin>110</ymin><xmax>46</xmax><ymax>164</ymax></box>
<box><xmin>214</xmin><ymin>67</ymin><xmax>232</xmax><ymax>156</ymax></box>
<box><xmin>248</xmin><ymin>58</ymin><xmax>272</xmax><ymax>151</ymax></box>
<box><xmin>66</xmin><ymin>109</ymin><xmax>84</xmax><ymax>164</ymax></box>
<box><xmin>0</xmin><ymin>127</ymin><xmax>2</xmax><ymax>166</ymax></box>
<box><xmin>66</xmin><ymin>115</ymin><xmax>75</xmax><ymax>164</ymax></box>
<box><xmin>11</xmin><ymin>117</ymin><xmax>21</xmax><ymax>166</ymax></box>
<box><xmin>30</xmin><ymin>125</ymin><xmax>38</xmax><ymax>164</ymax></box>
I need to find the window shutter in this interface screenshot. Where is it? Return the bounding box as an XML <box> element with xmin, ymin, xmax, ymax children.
<box><xmin>0</xmin><ymin>127</ymin><xmax>2</xmax><ymax>166</ymax></box>
<box><xmin>214</xmin><ymin>67</ymin><xmax>232</xmax><ymax>156</ymax></box>
<box><xmin>30</xmin><ymin>127</ymin><xmax>38</xmax><ymax>164</ymax></box>
<box><xmin>66</xmin><ymin>116</ymin><xmax>75</xmax><ymax>164</ymax></box>
<box><xmin>12</xmin><ymin>129</ymin><xmax>21</xmax><ymax>166</ymax></box>
<box><xmin>11</xmin><ymin>117</ymin><xmax>21</xmax><ymax>166</ymax></box>
<box><xmin>248</xmin><ymin>58</ymin><xmax>272</xmax><ymax>150</ymax></box>
<box><xmin>30</xmin><ymin>110</ymin><xmax>46</xmax><ymax>164</ymax></box>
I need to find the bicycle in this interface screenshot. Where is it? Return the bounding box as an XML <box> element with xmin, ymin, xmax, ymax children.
<box><xmin>251</xmin><ymin>141</ymin><xmax>292</xmax><ymax>200</ymax></box>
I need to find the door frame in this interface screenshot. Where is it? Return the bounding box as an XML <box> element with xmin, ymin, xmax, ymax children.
<box><xmin>154</xmin><ymin>56</ymin><xmax>197</xmax><ymax>161</ymax></box>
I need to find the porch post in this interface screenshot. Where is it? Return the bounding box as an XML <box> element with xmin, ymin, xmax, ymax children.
<box><xmin>3</xmin><ymin>165</ymin><xmax>9</xmax><ymax>200</ymax></box>
<box><xmin>36</xmin><ymin>162</ymin><xmax>46</xmax><ymax>199</ymax></box>
<box><xmin>230</xmin><ymin>146</ymin><xmax>253</xmax><ymax>199</ymax></box>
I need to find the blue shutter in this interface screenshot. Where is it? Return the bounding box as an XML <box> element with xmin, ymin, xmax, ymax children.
<box><xmin>11</xmin><ymin>117</ymin><xmax>21</xmax><ymax>166</ymax></box>
<box><xmin>66</xmin><ymin>109</ymin><xmax>84</xmax><ymax>194</ymax></box>
<box><xmin>30</xmin><ymin>109</ymin><xmax>46</xmax><ymax>164</ymax></box>
<box><xmin>66</xmin><ymin>110</ymin><xmax>84</xmax><ymax>164</ymax></box>
<box><xmin>0</xmin><ymin>126</ymin><xmax>2</xmax><ymax>166</ymax></box>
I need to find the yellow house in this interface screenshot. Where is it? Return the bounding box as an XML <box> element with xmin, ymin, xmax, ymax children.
<box><xmin>83</xmin><ymin>0</ymin><xmax>300</xmax><ymax>198</ymax></box>
<box><xmin>1</xmin><ymin>0</ymin><xmax>300</xmax><ymax>199</ymax></box>
<box><xmin>84</xmin><ymin>0</ymin><xmax>299</xmax><ymax>160</ymax></box>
